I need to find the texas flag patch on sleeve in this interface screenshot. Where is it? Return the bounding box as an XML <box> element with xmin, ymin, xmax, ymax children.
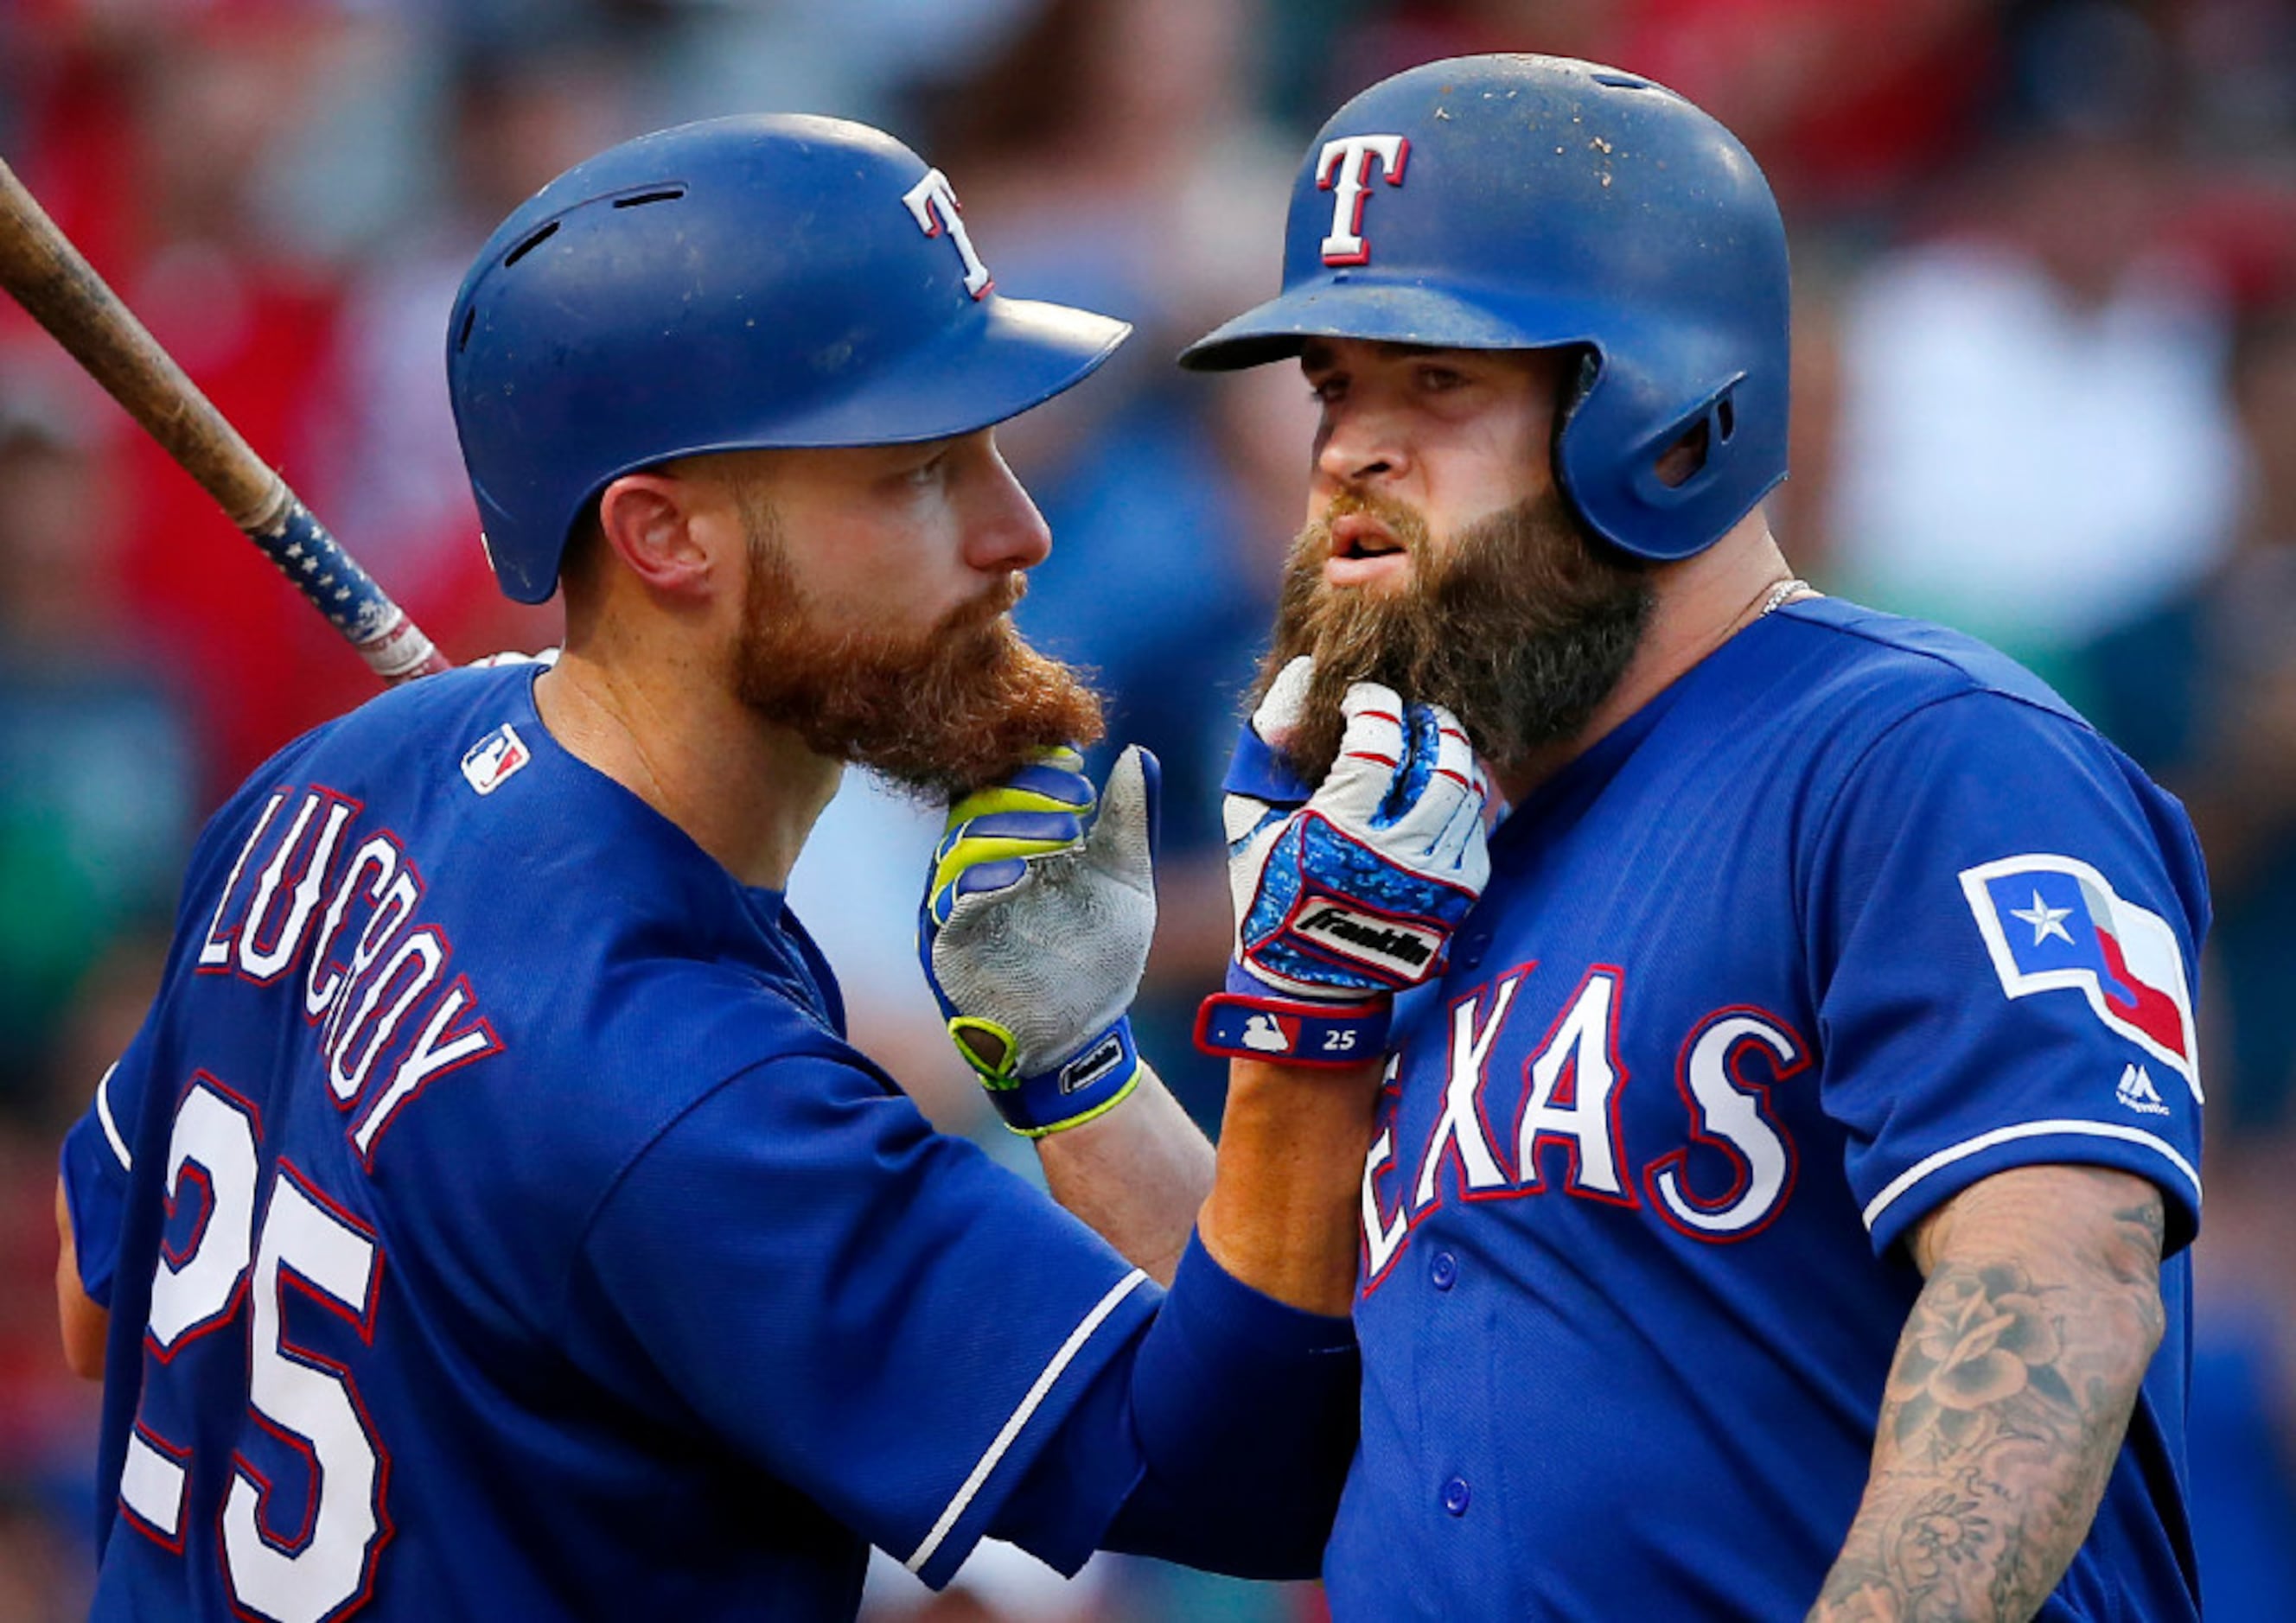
<box><xmin>1959</xmin><ymin>854</ymin><xmax>2199</xmax><ymax>1098</ymax></box>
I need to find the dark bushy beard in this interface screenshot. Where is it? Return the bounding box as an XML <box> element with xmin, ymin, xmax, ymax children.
<box><xmin>733</xmin><ymin>512</ymin><xmax>1104</xmax><ymax>799</ymax></box>
<box><xmin>1257</xmin><ymin>488</ymin><xmax>1654</xmax><ymax>785</ymax></box>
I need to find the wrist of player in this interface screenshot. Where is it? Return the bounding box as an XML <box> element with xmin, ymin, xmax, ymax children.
<box><xmin>1194</xmin><ymin>862</ymin><xmax>1423</xmax><ymax>1065</ymax></box>
<box><xmin>1195</xmin><ymin>959</ymin><xmax>1391</xmax><ymax>1069</ymax></box>
<box><xmin>947</xmin><ymin>1010</ymin><xmax>1143</xmax><ymax>1138</ymax></box>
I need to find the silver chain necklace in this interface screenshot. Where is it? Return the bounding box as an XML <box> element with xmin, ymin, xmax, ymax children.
<box><xmin>1757</xmin><ymin>576</ymin><xmax>1810</xmax><ymax>618</ymax></box>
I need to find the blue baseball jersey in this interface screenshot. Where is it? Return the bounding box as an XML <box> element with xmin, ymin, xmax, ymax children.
<box><xmin>1327</xmin><ymin>599</ymin><xmax>2206</xmax><ymax>1620</ymax></box>
<box><xmin>61</xmin><ymin>665</ymin><xmax>1355</xmax><ymax>1621</ymax></box>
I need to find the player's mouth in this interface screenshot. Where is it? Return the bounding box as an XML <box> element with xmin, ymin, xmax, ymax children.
<box><xmin>1323</xmin><ymin>512</ymin><xmax>1412</xmax><ymax>588</ymax></box>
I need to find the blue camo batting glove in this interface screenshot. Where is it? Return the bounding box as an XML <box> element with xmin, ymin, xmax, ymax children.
<box><xmin>1197</xmin><ymin>681</ymin><xmax>1489</xmax><ymax>1069</ymax></box>
<box><xmin>919</xmin><ymin>745</ymin><xmax>1160</xmax><ymax>1136</ymax></box>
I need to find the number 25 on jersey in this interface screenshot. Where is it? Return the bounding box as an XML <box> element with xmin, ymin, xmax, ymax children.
<box><xmin>123</xmin><ymin>1072</ymin><xmax>388</xmax><ymax>1623</ymax></box>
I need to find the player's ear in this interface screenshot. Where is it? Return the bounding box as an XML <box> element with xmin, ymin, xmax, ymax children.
<box><xmin>595</xmin><ymin>469</ymin><xmax>724</xmax><ymax>601</ymax></box>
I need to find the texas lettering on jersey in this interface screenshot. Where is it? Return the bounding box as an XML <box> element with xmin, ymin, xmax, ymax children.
<box><xmin>192</xmin><ymin>782</ymin><xmax>503</xmax><ymax>1166</ymax></box>
<box><xmin>1360</xmin><ymin>963</ymin><xmax>1808</xmax><ymax>1292</ymax></box>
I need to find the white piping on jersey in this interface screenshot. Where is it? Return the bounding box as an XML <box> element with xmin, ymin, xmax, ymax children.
<box><xmin>96</xmin><ymin>1062</ymin><xmax>130</xmax><ymax>1172</ymax></box>
<box><xmin>1862</xmin><ymin>1118</ymin><xmax>2200</xmax><ymax>1234</ymax></box>
<box><xmin>904</xmin><ymin>1267</ymin><xmax>1150</xmax><ymax>1575</ymax></box>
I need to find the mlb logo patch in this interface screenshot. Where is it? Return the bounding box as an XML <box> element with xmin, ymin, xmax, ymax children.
<box><xmin>1960</xmin><ymin>854</ymin><xmax>2198</xmax><ymax>1096</ymax></box>
<box><xmin>1196</xmin><ymin>1002</ymin><xmax>1304</xmax><ymax>1056</ymax></box>
<box><xmin>460</xmin><ymin>724</ymin><xmax>531</xmax><ymax>797</ymax></box>
<box><xmin>1240</xmin><ymin>1011</ymin><xmax>1302</xmax><ymax>1054</ymax></box>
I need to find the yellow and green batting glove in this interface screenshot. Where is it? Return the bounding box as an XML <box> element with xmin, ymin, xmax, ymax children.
<box><xmin>918</xmin><ymin>745</ymin><xmax>1159</xmax><ymax>1136</ymax></box>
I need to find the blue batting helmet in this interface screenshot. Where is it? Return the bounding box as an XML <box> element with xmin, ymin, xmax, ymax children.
<box><xmin>1180</xmin><ymin>54</ymin><xmax>1789</xmax><ymax>563</ymax></box>
<box><xmin>449</xmin><ymin>115</ymin><xmax>1130</xmax><ymax>603</ymax></box>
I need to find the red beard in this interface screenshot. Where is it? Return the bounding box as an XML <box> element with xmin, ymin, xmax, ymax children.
<box><xmin>734</xmin><ymin>526</ymin><xmax>1104</xmax><ymax>799</ymax></box>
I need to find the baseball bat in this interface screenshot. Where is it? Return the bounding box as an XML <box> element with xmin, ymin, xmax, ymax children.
<box><xmin>0</xmin><ymin>156</ymin><xmax>450</xmax><ymax>684</ymax></box>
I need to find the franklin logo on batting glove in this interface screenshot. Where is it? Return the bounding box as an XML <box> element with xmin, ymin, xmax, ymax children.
<box><xmin>1288</xmin><ymin>902</ymin><xmax>1441</xmax><ymax>977</ymax></box>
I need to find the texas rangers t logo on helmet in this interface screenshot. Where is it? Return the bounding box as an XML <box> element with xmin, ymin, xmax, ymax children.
<box><xmin>1316</xmin><ymin>135</ymin><xmax>1409</xmax><ymax>265</ymax></box>
<box><xmin>902</xmin><ymin>169</ymin><xmax>994</xmax><ymax>298</ymax></box>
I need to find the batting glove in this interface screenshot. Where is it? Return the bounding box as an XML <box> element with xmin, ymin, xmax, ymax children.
<box><xmin>1196</xmin><ymin>682</ymin><xmax>1489</xmax><ymax>1068</ymax></box>
<box><xmin>1222</xmin><ymin>653</ymin><xmax>1317</xmax><ymax>810</ymax></box>
<box><xmin>919</xmin><ymin>745</ymin><xmax>1159</xmax><ymax>1136</ymax></box>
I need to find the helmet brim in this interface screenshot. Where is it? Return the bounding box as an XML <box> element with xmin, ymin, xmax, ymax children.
<box><xmin>1178</xmin><ymin>280</ymin><xmax>1590</xmax><ymax>372</ymax></box>
<box><xmin>759</xmin><ymin>296</ymin><xmax>1131</xmax><ymax>447</ymax></box>
<box><xmin>491</xmin><ymin>297</ymin><xmax>1129</xmax><ymax>605</ymax></box>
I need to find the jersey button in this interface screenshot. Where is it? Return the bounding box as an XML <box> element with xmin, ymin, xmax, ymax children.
<box><xmin>1430</xmin><ymin>1251</ymin><xmax>1458</xmax><ymax>1290</ymax></box>
<box><xmin>1441</xmin><ymin>1476</ymin><xmax>1471</xmax><ymax>1517</ymax></box>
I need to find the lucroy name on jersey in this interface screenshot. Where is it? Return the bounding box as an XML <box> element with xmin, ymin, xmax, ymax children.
<box><xmin>195</xmin><ymin>783</ymin><xmax>503</xmax><ymax>1168</ymax></box>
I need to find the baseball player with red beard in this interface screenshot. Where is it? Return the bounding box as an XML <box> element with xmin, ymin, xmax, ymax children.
<box><xmin>50</xmin><ymin>115</ymin><xmax>1502</xmax><ymax>1620</ymax></box>
<box><xmin>1183</xmin><ymin>55</ymin><xmax>2207</xmax><ymax>1621</ymax></box>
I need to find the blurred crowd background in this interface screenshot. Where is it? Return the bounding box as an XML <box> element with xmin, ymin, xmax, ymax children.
<box><xmin>2</xmin><ymin>0</ymin><xmax>2293</xmax><ymax>1617</ymax></box>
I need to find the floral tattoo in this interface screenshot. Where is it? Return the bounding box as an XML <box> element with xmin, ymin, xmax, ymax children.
<box><xmin>1808</xmin><ymin>1175</ymin><xmax>2167</xmax><ymax>1623</ymax></box>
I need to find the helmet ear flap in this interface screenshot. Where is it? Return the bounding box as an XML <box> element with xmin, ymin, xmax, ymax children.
<box><xmin>1553</xmin><ymin>349</ymin><xmax>1736</xmax><ymax>557</ymax></box>
<box><xmin>1556</xmin><ymin>335</ymin><xmax>1781</xmax><ymax>564</ymax></box>
<box><xmin>1628</xmin><ymin>377</ymin><xmax>1745</xmax><ymax>509</ymax></box>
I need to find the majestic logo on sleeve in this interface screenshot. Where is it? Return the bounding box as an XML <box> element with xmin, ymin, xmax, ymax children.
<box><xmin>1960</xmin><ymin>855</ymin><xmax>2199</xmax><ymax>1096</ymax></box>
<box><xmin>902</xmin><ymin>169</ymin><xmax>994</xmax><ymax>298</ymax></box>
<box><xmin>2115</xmin><ymin>1063</ymin><xmax>2171</xmax><ymax>1117</ymax></box>
<box><xmin>1316</xmin><ymin>134</ymin><xmax>1408</xmax><ymax>265</ymax></box>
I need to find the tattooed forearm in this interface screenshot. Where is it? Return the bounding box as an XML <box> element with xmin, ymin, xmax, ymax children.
<box><xmin>1807</xmin><ymin>1168</ymin><xmax>2167</xmax><ymax>1623</ymax></box>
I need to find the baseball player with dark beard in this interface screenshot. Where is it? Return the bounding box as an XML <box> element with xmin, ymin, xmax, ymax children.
<box><xmin>1183</xmin><ymin>56</ymin><xmax>2206</xmax><ymax>1621</ymax></box>
<box><xmin>48</xmin><ymin>116</ymin><xmax>1496</xmax><ymax>1620</ymax></box>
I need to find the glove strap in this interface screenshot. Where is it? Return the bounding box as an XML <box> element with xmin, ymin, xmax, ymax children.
<box><xmin>1194</xmin><ymin>991</ymin><xmax>1391</xmax><ymax>1068</ymax></box>
<box><xmin>1222</xmin><ymin>721</ymin><xmax>1315</xmax><ymax>805</ymax></box>
<box><xmin>963</xmin><ymin>1017</ymin><xmax>1143</xmax><ymax>1139</ymax></box>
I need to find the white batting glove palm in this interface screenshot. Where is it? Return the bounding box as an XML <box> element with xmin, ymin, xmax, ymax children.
<box><xmin>918</xmin><ymin>746</ymin><xmax>1159</xmax><ymax>1136</ymax></box>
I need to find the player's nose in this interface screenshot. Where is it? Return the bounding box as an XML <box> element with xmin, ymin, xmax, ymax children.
<box><xmin>1314</xmin><ymin>399</ymin><xmax>1408</xmax><ymax>490</ymax></box>
<box><xmin>966</xmin><ymin>437</ymin><xmax>1053</xmax><ymax>574</ymax></box>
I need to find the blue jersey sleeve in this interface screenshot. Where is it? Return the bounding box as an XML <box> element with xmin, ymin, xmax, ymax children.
<box><xmin>60</xmin><ymin>1044</ymin><xmax>150</xmax><ymax>1310</ymax></box>
<box><xmin>1809</xmin><ymin>690</ymin><xmax>2209</xmax><ymax>1257</ymax></box>
<box><xmin>985</xmin><ymin>1232</ymin><xmax>1358</xmax><ymax>1579</ymax></box>
<box><xmin>572</xmin><ymin>1050</ymin><xmax>1161</xmax><ymax>1591</ymax></box>
<box><xmin>59</xmin><ymin>749</ymin><xmax>313</xmax><ymax>1311</ymax></box>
